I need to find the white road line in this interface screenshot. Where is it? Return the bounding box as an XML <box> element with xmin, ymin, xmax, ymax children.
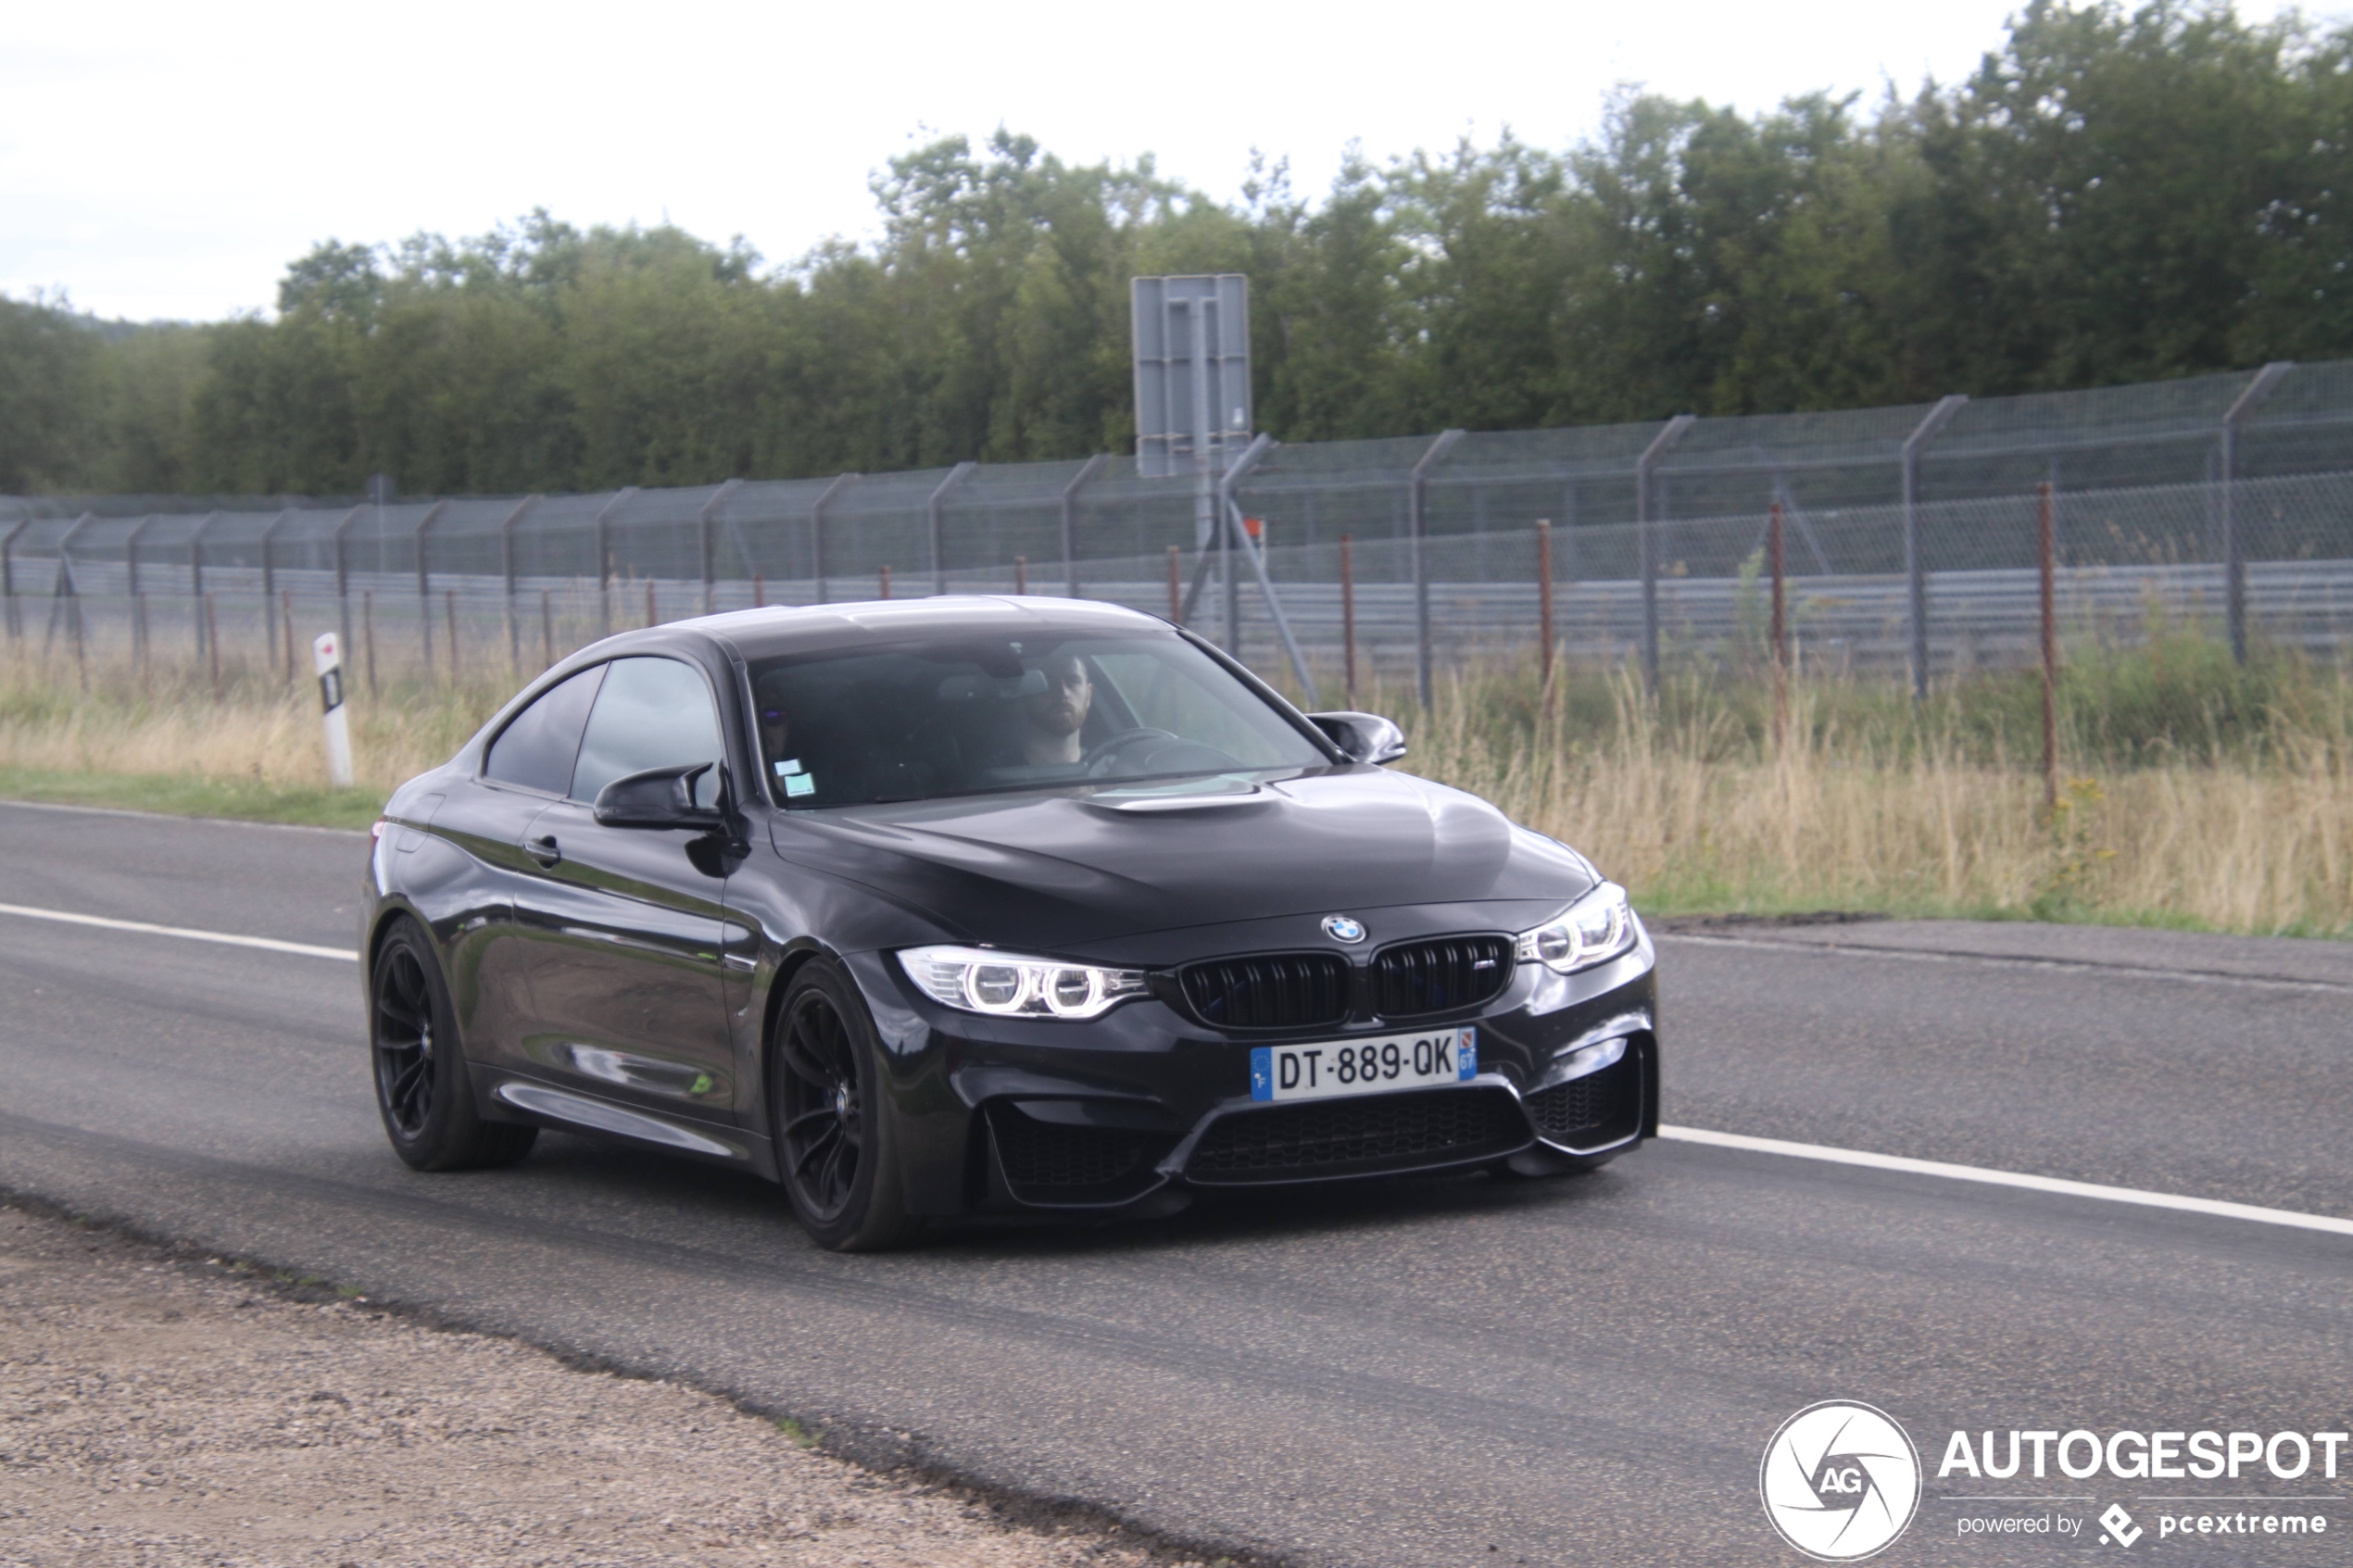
<box><xmin>4</xmin><ymin>893</ymin><xmax>2344</xmax><ymax>1238</ymax></box>
<box><xmin>1660</xmin><ymin>1123</ymin><xmax>2353</xmax><ymax>1238</ymax></box>
<box><xmin>1658</xmin><ymin>931</ymin><xmax>2353</xmax><ymax>995</ymax></box>
<box><xmin>0</xmin><ymin>901</ymin><xmax>359</xmax><ymax>962</ymax></box>
<box><xmin>0</xmin><ymin>797</ymin><xmax>370</xmax><ymax>836</ymax></box>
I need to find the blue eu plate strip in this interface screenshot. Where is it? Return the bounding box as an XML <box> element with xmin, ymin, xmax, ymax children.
<box><xmin>1250</xmin><ymin>1047</ymin><xmax>1273</xmax><ymax>1101</ymax></box>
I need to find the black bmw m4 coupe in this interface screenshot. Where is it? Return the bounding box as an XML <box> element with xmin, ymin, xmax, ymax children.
<box><xmin>364</xmin><ymin>596</ymin><xmax>1658</xmax><ymax>1248</ymax></box>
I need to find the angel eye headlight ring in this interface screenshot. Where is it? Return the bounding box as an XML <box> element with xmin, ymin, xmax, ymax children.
<box><xmin>1514</xmin><ymin>883</ymin><xmax>1639</xmax><ymax>975</ymax></box>
<box><xmin>900</xmin><ymin>947</ymin><xmax>1147</xmax><ymax>1021</ymax></box>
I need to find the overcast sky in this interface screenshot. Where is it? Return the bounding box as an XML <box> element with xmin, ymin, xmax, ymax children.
<box><xmin>2</xmin><ymin>0</ymin><xmax>2312</xmax><ymax>323</ymax></box>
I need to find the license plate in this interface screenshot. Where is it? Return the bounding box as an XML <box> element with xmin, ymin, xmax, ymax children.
<box><xmin>1249</xmin><ymin>1027</ymin><xmax>1478</xmax><ymax>1103</ymax></box>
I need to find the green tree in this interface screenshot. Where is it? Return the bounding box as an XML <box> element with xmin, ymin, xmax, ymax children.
<box><xmin>0</xmin><ymin>293</ymin><xmax>104</xmax><ymax>492</ymax></box>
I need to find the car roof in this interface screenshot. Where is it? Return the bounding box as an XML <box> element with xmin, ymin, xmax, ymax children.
<box><xmin>686</xmin><ymin>596</ymin><xmax>1174</xmax><ymax>661</ymax></box>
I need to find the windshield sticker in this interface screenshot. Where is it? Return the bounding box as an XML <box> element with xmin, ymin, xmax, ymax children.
<box><xmin>784</xmin><ymin>771</ymin><xmax>816</xmax><ymax>797</ymax></box>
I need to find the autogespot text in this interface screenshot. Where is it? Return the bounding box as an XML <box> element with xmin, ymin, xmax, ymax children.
<box><xmin>1938</xmin><ymin>1428</ymin><xmax>2348</xmax><ymax>1481</ymax></box>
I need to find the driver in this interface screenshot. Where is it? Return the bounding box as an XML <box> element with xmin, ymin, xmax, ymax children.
<box><xmin>1019</xmin><ymin>651</ymin><xmax>1093</xmax><ymax>765</ymax></box>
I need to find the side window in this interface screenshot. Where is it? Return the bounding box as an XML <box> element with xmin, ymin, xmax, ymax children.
<box><xmin>571</xmin><ymin>657</ymin><xmax>724</xmax><ymax>808</ymax></box>
<box><xmin>484</xmin><ymin>665</ymin><xmax>607</xmax><ymax>795</ymax></box>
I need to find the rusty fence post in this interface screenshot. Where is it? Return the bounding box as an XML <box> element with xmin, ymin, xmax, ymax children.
<box><xmin>2039</xmin><ymin>483</ymin><xmax>2058</xmax><ymax>811</ymax></box>
<box><xmin>1535</xmin><ymin>520</ymin><xmax>1554</xmax><ymax>687</ymax></box>
<box><xmin>1340</xmin><ymin>534</ymin><xmax>1357</xmax><ymax>707</ymax></box>
<box><xmin>1769</xmin><ymin>501</ymin><xmax>1788</xmax><ymax>752</ymax></box>
<box><xmin>205</xmin><ymin>592</ymin><xmax>222</xmax><ymax>700</ymax></box>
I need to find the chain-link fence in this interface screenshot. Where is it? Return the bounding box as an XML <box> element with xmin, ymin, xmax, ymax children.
<box><xmin>6</xmin><ymin>359</ymin><xmax>2350</xmax><ymax>706</ymax></box>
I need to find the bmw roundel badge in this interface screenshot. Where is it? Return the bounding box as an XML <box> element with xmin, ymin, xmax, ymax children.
<box><xmin>1322</xmin><ymin>915</ymin><xmax>1366</xmax><ymax>944</ymax></box>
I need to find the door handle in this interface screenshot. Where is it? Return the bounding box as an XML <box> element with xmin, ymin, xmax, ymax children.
<box><xmin>526</xmin><ymin>834</ymin><xmax>561</xmax><ymax>868</ymax></box>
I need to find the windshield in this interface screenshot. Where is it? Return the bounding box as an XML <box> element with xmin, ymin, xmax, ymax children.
<box><xmin>746</xmin><ymin>632</ymin><xmax>1331</xmax><ymax>808</ymax></box>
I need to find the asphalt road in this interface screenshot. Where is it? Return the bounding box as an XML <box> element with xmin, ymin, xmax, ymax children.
<box><xmin>1</xmin><ymin>798</ymin><xmax>2347</xmax><ymax>1566</ymax></box>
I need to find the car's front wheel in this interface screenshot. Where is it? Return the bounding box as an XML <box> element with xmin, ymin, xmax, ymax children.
<box><xmin>772</xmin><ymin>960</ymin><xmax>921</xmax><ymax>1251</ymax></box>
<box><xmin>371</xmin><ymin>917</ymin><xmax>537</xmax><ymax>1172</ymax></box>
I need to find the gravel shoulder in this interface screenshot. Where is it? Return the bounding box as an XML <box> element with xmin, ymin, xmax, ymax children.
<box><xmin>0</xmin><ymin>1200</ymin><xmax>1210</xmax><ymax>1568</ymax></box>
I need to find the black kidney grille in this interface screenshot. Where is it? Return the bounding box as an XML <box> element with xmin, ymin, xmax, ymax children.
<box><xmin>1524</xmin><ymin>1057</ymin><xmax>1639</xmax><ymax>1148</ymax></box>
<box><xmin>1187</xmin><ymin>1088</ymin><xmax>1525</xmax><ymax>1181</ymax></box>
<box><xmin>1179</xmin><ymin>952</ymin><xmax>1352</xmax><ymax>1030</ymax></box>
<box><xmin>991</xmin><ymin>1112</ymin><xmax>1156</xmax><ymax>1191</ymax></box>
<box><xmin>1370</xmin><ymin>935</ymin><xmax>1514</xmax><ymax>1019</ymax></box>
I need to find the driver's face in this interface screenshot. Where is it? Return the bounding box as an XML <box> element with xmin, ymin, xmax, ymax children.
<box><xmin>1025</xmin><ymin>654</ymin><xmax>1092</xmax><ymax>737</ymax></box>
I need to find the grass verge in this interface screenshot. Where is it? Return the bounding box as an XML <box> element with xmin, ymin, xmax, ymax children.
<box><xmin>6</xmin><ymin>633</ymin><xmax>2347</xmax><ymax>936</ymax></box>
<box><xmin>0</xmin><ymin>766</ymin><xmax>385</xmax><ymax>831</ymax></box>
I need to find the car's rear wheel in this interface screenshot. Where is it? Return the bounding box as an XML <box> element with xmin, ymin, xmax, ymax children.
<box><xmin>371</xmin><ymin>918</ymin><xmax>537</xmax><ymax>1172</ymax></box>
<box><xmin>773</xmin><ymin>960</ymin><xmax>921</xmax><ymax>1251</ymax></box>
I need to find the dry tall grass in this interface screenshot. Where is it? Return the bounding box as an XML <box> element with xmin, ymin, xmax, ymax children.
<box><xmin>0</xmin><ymin>641</ymin><xmax>505</xmax><ymax>797</ymax></box>
<box><xmin>1386</xmin><ymin>665</ymin><xmax>2353</xmax><ymax>935</ymax></box>
<box><xmin>5</xmin><ymin>636</ymin><xmax>2347</xmax><ymax>935</ymax></box>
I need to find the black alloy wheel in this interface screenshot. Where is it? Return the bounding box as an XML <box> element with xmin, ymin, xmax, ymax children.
<box><xmin>772</xmin><ymin>960</ymin><xmax>920</xmax><ymax>1250</ymax></box>
<box><xmin>369</xmin><ymin>918</ymin><xmax>537</xmax><ymax>1172</ymax></box>
<box><xmin>373</xmin><ymin>942</ymin><xmax>439</xmax><ymax>1138</ymax></box>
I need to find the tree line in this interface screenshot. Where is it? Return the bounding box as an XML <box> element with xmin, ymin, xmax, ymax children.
<box><xmin>5</xmin><ymin>0</ymin><xmax>2349</xmax><ymax>498</ymax></box>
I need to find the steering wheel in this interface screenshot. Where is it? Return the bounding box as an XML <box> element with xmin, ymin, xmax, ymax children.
<box><xmin>1080</xmin><ymin>727</ymin><xmax>1181</xmax><ymax>776</ymax></box>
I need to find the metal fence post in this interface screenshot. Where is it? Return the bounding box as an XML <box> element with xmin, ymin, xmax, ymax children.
<box><xmin>1060</xmin><ymin>453</ymin><xmax>1106</xmax><ymax>598</ymax></box>
<box><xmin>595</xmin><ymin>488</ymin><xmax>638</xmax><ymax>637</ymax></box>
<box><xmin>1410</xmin><ymin>430</ymin><xmax>1467</xmax><ymax>709</ymax></box>
<box><xmin>698</xmin><ymin>478</ymin><xmax>743</xmax><ymax>616</ymax></box>
<box><xmin>2039</xmin><ymin>482</ymin><xmax>2058</xmax><ymax>810</ymax></box>
<box><xmin>2221</xmin><ymin>361</ymin><xmax>2295</xmax><ymax>664</ymax></box>
<box><xmin>53</xmin><ymin>512</ymin><xmax>95</xmax><ymax>661</ymax></box>
<box><xmin>124</xmin><ymin>513</ymin><xmax>156</xmax><ymax>600</ymax></box>
<box><xmin>1901</xmin><ymin>395</ymin><xmax>1968</xmax><ymax>699</ymax></box>
<box><xmin>1340</xmin><ymin>534</ymin><xmax>1356</xmax><ymax>707</ymax></box>
<box><xmin>414</xmin><ymin>499</ymin><xmax>450</xmax><ymax>677</ymax></box>
<box><xmin>1535</xmin><ymin>520</ymin><xmax>1554</xmax><ymax>684</ymax></box>
<box><xmin>1218</xmin><ymin>435</ymin><xmax>1315</xmax><ymax>703</ymax></box>
<box><xmin>1635</xmin><ymin>418</ymin><xmax>1694</xmax><ymax>693</ymax></box>
<box><xmin>188</xmin><ymin>511</ymin><xmax>221</xmax><ymax>661</ymax></box>
<box><xmin>1</xmin><ymin>517</ymin><xmax>28</xmax><ymax>642</ymax></box>
<box><xmin>260</xmin><ymin>508</ymin><xmax>293</xmax><ymax>669</ymax></box>
<box><xmin>498</xmin><ymin>495</ymin><xmax>542</xmax><ymax>673</ymax></box>
<box><xmin>333</xmin><ymin>505</ymin><xmax>364</xmax><ymax>676</ymax></box>
<box><xmin>810</xmin><ymin>474</ymin><xmax>857</xmax><ymax>605</ymax></box>
<box><xmin>1769</xmin><ymin>501</ymin><xmax>1787</xmax><ymax>750</ymax></box>
<box><xmin>929</xmin><ymin>461</ymin><xmax>978</xmax><ymax>596</ymax></box>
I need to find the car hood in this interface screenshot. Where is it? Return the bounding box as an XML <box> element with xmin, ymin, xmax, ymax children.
<box><xmin>764</xmin><ymin>767</ymin><xmax>1597</xmax><ymax>950</ymax></box>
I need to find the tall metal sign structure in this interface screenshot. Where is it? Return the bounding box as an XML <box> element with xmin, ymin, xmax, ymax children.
<box><xmin>1132</xmin><ymin>274</ymin><xmax>1252</xmax><ymax>487</ymax></box>
<box><xmin>1134</xmin><ymin>276</ymin><xmax>1249</xmax><ymax>639</ymax></box>
<box><xmin>1129</xmin><ymin>275</ymin><xmax>1315</xmax><ymax>702</ymax></box>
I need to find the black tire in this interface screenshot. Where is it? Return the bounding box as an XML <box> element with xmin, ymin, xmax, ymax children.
<box><xmin>771</xmin><ymin>959</ymin><xmax>921</xmax><ymax>1251</ymax></box>
<box><xmin>371</xmin><ymin>918</ymin><xmax>537</xmax><ymax>1173</ymax></box>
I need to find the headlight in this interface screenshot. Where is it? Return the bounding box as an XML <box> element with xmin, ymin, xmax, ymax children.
<box><xmin>898</xmin><ymin>946</ymin><xmax>1149</xmax><ymax>1020</ymax></box>
<box><xmin>1515</xmin><ymin>882</ymin><xmax>1639</xmax><ymax>974</ymax></box>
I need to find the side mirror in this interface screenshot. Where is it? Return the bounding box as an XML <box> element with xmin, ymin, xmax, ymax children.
<box><xmin>594</xmin><ymin>762</ymin><xmax>726</xmax><ymax>830</ymax></box>
<box><xmin>1306</xmin><ymin>711</ymin><xmax>1409</xmax><ymax>766</ymax></box>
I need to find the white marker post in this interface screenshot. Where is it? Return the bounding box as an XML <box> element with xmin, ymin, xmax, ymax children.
<box><xmin>313</xmin><ymin>632</ymin><xmax>353</xmax><ymax>788</ymax></box>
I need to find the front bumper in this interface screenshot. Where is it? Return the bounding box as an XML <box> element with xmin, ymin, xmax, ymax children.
<box><xmin>847</xmin><ymin>935</ymin><xmax>1660</xmax><ymax>1218</ymax></box>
